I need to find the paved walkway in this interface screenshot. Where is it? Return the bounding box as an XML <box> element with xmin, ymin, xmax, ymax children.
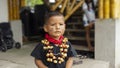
<box><xmin>0</xmin><ymin>42</ymin><xmax>109</xmax><ymax>68</ymax></box>
<box><xmin>0</xmin><ymin>43</ymin><xmax>37</xmax><ymax>68</ymax></box>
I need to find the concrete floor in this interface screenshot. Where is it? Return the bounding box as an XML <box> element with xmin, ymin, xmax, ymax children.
<box><xmin>0</xmin><ymin>42</ymin><xmax>110</xmax><ymax>68</ymax></box>
<box><xmin>0</xmin><ymin>42</ymin><xmax>37</xmax><ymax>68</ymax></box>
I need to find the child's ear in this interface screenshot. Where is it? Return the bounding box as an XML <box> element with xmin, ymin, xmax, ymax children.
<box><xmin>43</xmin><ymin>25</ymin><xmax>48</xmax><ymax>32</ymax></box>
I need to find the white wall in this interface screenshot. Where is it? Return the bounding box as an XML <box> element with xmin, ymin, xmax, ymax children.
<box><xmin>0</xmin><ymin>0</ymin><xmax>8</xmax><ymax>22</ymax></box>
<box><xmin>10</xmin><ymin>20</ymin><xmax>23</xmax><ymax>45</ymax></box>
<box><xmin>95</xmin><ymin>19</ymin><xmax>120</xmax><ymax>68</ymax></box>
<box><xmin>95</xmin><ymin>19</ymin><xmax>115</xmax><ymax>68</ymax></box>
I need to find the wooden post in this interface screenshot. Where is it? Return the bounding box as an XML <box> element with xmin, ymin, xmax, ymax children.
<box><xmin>104</xmin><ymin>0</ymin><xmax>110</xmax><ymax>19</ymax></box>
<box><xmin>8</xmin><ymin>0</ymin><xmax>14</xmax><ymax>21</ymax></box>
<box><xmin>116</xmin><ymin>0</ymin><xmax>120</xmax><ymax>18</ymax></box>
<box><xmin>98</xmin><ymin>0</ymin><xmax>104</xmax><ymax>19</ymax></box>
<box><xmin>16</xmin><ymin>0</ymin><xmax>20</xmax><ymax>19</ymax></box>
<box><xmin>8</xmin><ymin>0</ymin><xmax>26</xmax><ymax>21</ymax></box>
<box><xmin>20</xmin><ymin>0</ymin><xmax>26</xmax><ymax>7</ymax></box>
<box><xmin>12</xmin><ymin>0</ymin><xmax>15</xmax><ymax>20</ymax></box>
<box><xmin>110</xmin><ymin>0</ymin><xmax>116</xmax><ymax>18</ymax></box>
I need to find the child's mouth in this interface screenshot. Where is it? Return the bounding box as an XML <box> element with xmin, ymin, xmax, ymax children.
<box><xmin>55</xmin><ymin>31</ymin><xmax>61</xmax><ymax>33</ymax></box>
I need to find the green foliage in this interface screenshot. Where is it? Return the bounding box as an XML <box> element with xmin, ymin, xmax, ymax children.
<box><xmin>26</xmin><ymin>0</ymin><xmax>44</xmax><ymax>7</ymax></box>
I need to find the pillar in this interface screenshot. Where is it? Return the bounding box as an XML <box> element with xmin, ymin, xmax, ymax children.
<box><xmin>95</xmin><ymin>19</ymin><xmax>120</xmax><ymax>68</ymax></box>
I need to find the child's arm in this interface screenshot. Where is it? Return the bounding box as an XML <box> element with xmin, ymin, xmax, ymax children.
<box><xmin>35</xmin><ymin>58</ymin><xmax>48</xmax><ymax>68</ymax></box>
<box><xmin>65</xmin><ymin>57</ymin><xmax>73</xmax><ymax>68</ymax></box>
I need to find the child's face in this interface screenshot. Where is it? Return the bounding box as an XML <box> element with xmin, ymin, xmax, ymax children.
<box><xmin>44</xmin><ymin>16</ymin><xmax>65</xmax><ymax>39</ymax></box>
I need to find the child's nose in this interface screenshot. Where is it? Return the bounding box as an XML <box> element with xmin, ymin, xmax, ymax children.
<box><xmin>56</xmin><ymin>24</ymin><xmax>60</xmax><ymax>28</ymax></box>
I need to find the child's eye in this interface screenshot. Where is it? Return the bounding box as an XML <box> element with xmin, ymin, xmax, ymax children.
<box><xmin>50</xmin><ymin>24</ymin><xmax>55</xmax><ymax>26</ymax></box>
<box><xmin>60</xmin><ymin>23</ymin><xmax>64</xmax><ymax>25</ymax></box>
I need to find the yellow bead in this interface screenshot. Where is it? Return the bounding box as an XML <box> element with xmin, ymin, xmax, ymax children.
<box><xmin>64</xmin><ymin>49</ymin><xmax>68</xmax><ymax>52</ymax></box>
<box><xmin>58</xmin><ymin>57</ymin><xmax>61</xmax><ymax>60</ymax></box>
<box><xmin>64</xmin><ymin>53</ymin><xmax>67</xmax><ymax>57</ymax></box>
<box><xmin>50</xmin><ymin>53</ymin><xmax>54</xmax><ymax>57</ymax></box>
<box><xmin>49</xmin><ymin>58</ymin><xmax>53</xmax><ymax>62</ymax></box>
<box><xmin>60</xmin><ymin>45</ymin><xmax>63</xmax><ymax>47</ymax></box>
<box><xmin>59</xmin><ymin>61</ymin><xmax>62</xmax><ymax>64</ymax></box>
<box><xmin>41</xmin><ymin>40</ymin><xmax>44</xmax><ymax>43</ymax></box>
<box><xmin>60</xmin><ymin>48</ymin><xmax>63</xmax><ymax>51</ymax></box>
<box><xmin>47</xmin><ymin>46</ymin><xmax>50</xmax><ymax>49</ymax></box>
<box><xmin>47</xmin><ymin>58</ymin><xmax>50</xmax><ymax>61</ymax></box>
<box><xmin>46</xmin><ymin>53</ymin><xmax>50</xmax><ymax>57</ymax></box>
<box><xmin>54</xmin><ymin>60</ymin><xmax>57</xmax><ymax>63</ymax></box>
<box><xmin>49</xmin><ymin>46</ymin><xmax>53</xmax><ymax>49</ymax></box>
<box><xmin>66</xmin><ymin>45</ymin><xmax>69</xmax><ymax>48</ymax></box>
<box><xmin>53</xmin><ymin>56</ymin><xmax>56</xmax><ymax>59</ymax></box>
<box><xmin>43</xmin><ymin>46</ymin><xmax>47</xmax><ymax>50</ymax></box>
<box><xmin>61</xmin><ymin>52</ymin><xmax>64</xmax><ymax>55</ymax></box>
<box><xmin>60</xmin><ymin>58</ymin><xmax>64</xmax><ymax>62</ymax></box>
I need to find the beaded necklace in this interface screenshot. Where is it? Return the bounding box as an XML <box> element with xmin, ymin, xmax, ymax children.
<box><xmin>41</xmin><ymin>38</ymin><xmax>69</xmax><ymax>64</ymax></box>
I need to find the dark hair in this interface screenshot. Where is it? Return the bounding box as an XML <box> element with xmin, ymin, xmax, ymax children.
<box><xmin>44</xmin><ymin>11</ymin><xmax>64</xmax><ymax>25</ymax></box>
<box><xmin>85</xmin><ymin>0</ymin><xmax>95</xmax><ymax>10</ymax></box>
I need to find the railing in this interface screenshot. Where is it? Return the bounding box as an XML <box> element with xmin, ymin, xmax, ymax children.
<box><xmin>50</xmin><ymin>0</ymin><xmax>85</xmax><ymax>21</ymax></box>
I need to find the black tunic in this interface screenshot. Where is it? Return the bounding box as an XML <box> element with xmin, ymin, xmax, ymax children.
<box><xmin>31</xmin><ymin>41</ymin><xmax>77</xmax><ymax>68</ymax></box>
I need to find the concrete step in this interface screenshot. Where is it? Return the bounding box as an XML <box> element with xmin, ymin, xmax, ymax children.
<box><xmin>65</xmin><ymin>31</ymin><xmax>94</xmax><ymax>38</ymax></box>
<box><xmin>66</xmin><ymin>36</ymin><xmax>94</xmax><ymax>41</ymax></box>
<box><xmin>67</xmin><ymin>22</ymin><xmax>82</xmax><ymax>25</ymax></box>
<box><xmin>66</xmin><ymin>29</ymin><xmax>94</xmax><ymax>32</ymax></box>
<box><xmin>73</xmin><ymin>45</ymin><xmax>89</xmax><ymax>51</ymax></box>
<box><xmin>66</xmin><ymin>24</ymin><xmax>84</xmax><ymax>29</ymax></box>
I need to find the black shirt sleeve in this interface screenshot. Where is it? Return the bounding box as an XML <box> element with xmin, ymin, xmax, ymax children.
<box><xmin>67</xmin><ymin>41</ymin><xmax>78</xmax><ymax>57</ymax></box>
<box><xmin>31</xmin><ymin>43</ymin><xmax>44</xmax><ymax>59</ymax></box>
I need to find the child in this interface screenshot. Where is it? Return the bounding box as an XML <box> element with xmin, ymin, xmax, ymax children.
<box><xmin>31</xmin><ymin>11</ymin><xmax>77</xmax><ymax>68</ymax></box>
<box><xmin>82</xmin><ymin>0</ymin><xmax>96</xmax><ymax>51</ymax></box>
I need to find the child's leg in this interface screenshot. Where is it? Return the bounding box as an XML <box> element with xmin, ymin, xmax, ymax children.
<box><xmin>83</xmin><ymin>17</ymin><xmax>94</xmax><ymax>51</ymax></box>
<box><xmin>85</xmin><ymin>26</ymin><xmax>94</xmax><ymax>51</ymax></box>
<box><xmin>23</xmin><ymin>36</ymin><xmax>28</xmax><ymax>42</ymax></box>
<box><xmin>89</xmin><ymin>20</ymin><xmax>95</xmax><ymax>29</ymax></box>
